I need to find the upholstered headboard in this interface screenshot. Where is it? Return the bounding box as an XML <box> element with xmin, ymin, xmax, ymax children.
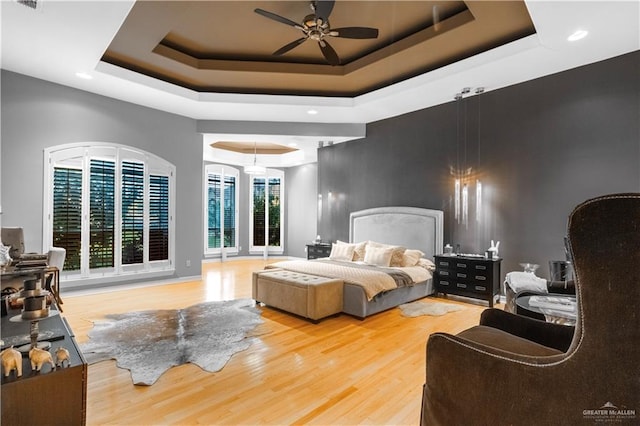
<box><xmin>349</xmin><ymin>207</ymin><xmax>444</xmax><ymax>259</ymax></box>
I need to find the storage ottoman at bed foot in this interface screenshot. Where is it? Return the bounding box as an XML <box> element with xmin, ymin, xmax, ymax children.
<box><xmin>252</xmin><ymin>270</ymin><xmax>343</xmax><ymax>322</ymax></box>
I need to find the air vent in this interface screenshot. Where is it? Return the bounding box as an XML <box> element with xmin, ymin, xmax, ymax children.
<box><xmin>16</xmin><ymin>0</ymin><xmax>38</xmax><ymax>10</ymax></box>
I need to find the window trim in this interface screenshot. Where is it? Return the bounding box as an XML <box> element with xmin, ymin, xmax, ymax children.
<box><xmin>203</xmin><ymin>164</ymin><xmax>239</xmax><ymax>257</ymax></box>
<box><xmin>43</xmin><ymin>142</ymin><xmax>175</xmax><ymax>286</ymax></box>
<box><xmin>249</xmin><ymin>169</ymin><xmax>285</xmax><ymax>255</ymax></box>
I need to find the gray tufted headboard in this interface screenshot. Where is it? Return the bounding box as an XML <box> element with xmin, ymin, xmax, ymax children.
<box><xmin>349</xmin><ymin>207</ymin><xmax>444</xmax><ymax>259</ymax></box>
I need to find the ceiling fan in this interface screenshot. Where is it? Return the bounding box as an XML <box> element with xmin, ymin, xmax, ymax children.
<box><xmin>254</xmin><ymin>0</ymin><xmax>379</xmax><ymax>66</ymax></box>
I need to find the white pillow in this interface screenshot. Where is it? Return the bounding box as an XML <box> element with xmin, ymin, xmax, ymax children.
<box><xmin>402</xmin><ymin>249</ymin><xmax>425</xmax><ymax>267</ymax></box>
<box><xmin>367</xmin><ymin>241</ymin><xmax>406</xmax><ymax>267</ymax></box>
<box><xmin>337</xmin><ymin>240</ymin><xmax>367</xmax><ymax>261</ymax></box>
<box><xmin>329</xmin><ymin>243</ymin><xmax>356</xmax><ymax>262</ymax></box>
<box><xmin>364</xmin><ymin>246</ymin><xmax>394</xmax><ymax>267</ymax></box>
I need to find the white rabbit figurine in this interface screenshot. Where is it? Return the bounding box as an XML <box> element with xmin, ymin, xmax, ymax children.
<box><xmin>488</xmin><ymin>240</ymin><xmax>500</xmax><ymax>257</ymax></box>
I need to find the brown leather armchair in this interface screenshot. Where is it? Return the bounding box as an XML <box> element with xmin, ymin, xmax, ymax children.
<box><xmin>420</xmin><ymin>193</ymin><xmax>640</xmax><ymax>425</ymax></box>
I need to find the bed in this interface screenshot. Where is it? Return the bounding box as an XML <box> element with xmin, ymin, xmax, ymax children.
<box><xmin>267</xmin><ymin>206</ymin><xmax>444</xmax><ymax>319</ymax></box>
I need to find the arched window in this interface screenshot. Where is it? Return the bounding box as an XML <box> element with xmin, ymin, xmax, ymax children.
<box><xmin>204</xmin><ymin>164</ymin><xmax>239</xmax><ymax>256</ymax></box>
<box><xmin>44</xmin><ymin>143</ymin><xmax>175</xmax><ymax>284</ymax></box>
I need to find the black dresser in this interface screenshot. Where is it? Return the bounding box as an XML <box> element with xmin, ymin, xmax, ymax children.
<box><xmin>306</xmin><ymin>243</ymin><xmax>332</xmax><ymax>260</ymax></box>
<box><xmin>434</xmin><ymin>254</ymin><xmax>502</xmax><ymax>307</ymax></box>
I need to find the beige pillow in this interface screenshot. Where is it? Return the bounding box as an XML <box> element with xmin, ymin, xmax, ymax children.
<box><xmin>336</xmin><ymin>240</ymin><xmax>368</xmax><ymax>261</ymax></box>
<box><xmin>402</xmin><ymin>249</ymin><xmax>425</xmax><ymax>267</ymax></box>
<box><xmin>364</xmin><ymin>245</ymin><xmax>394</xmax><ymax>267</ymax></box>
<box><xmin>329</xmin><ymin>243</ymin><xmax>355</xmax><ymax>262</ymax></box>
<box><xmin>417</xmin><ymin>258</ymin><xmax>436</xmax><ymax>271</ymax></box>
<box><xmin>367</xmin><ymin>241</ymin><xmax>406</xmax><ymax>267</ymax></box>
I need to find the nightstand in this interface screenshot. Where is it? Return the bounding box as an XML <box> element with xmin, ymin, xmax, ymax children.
<box><xmin>306</xmin><ymin>243</ymin><xmax>332</xmax><ymax>260</ymax></box>
<box><xmin>434</xmin><ymin>254</ymin><xmax>502</xmax><ymax>307</ymax></box>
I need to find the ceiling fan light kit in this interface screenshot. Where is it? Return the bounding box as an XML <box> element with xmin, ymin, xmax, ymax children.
<box><xmin>255</xmin><ymin>0</ymin><xmax>379</xmax><ymax>66</ymax></box>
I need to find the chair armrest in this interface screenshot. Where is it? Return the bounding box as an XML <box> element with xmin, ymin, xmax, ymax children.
<box><xmin>479</xmin><ymin>308</ymin><xmax>574</xmax><ymax>352</ymax></box>
<box><xmin>422</xmin><ymin>332</ymin><xmax>574</xmax><ymax>425</ymax></box>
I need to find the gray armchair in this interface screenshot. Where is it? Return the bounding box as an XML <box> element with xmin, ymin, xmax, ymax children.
<box><xmin>1</xmin><ymin>227</ymin><xmax>25</xmax><ymax>260</ymax></box>
<box><xmin>421</xmin><ymin>193</ymin><xmax>640</xmax><ymax>425</ymax></box>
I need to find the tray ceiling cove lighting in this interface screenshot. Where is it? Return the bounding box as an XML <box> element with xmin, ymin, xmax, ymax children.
<box><xmin>244</xmin><ymin>142</ymin><xmax>266</xmax><ymax>175</ymax></box>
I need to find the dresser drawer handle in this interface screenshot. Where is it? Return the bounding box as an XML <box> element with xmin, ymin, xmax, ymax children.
<box><xmin>456</xmin><ymin>273</ymin><xmax>467</xmax><ymax>278</ymax></box>
<box><xmin>475</xmin><ymin>265</ymin><xmax>487</xmax><ymax>270</ymax></box>
<box><xmin>475</xmin><ymin>285</ymin><xmax>487</xmax><ymax>291</ymax></box>
<box><xmin>439</xmin><ymin>261</ymin><xmax>450</xmax><ymax>267</ymax></box>
<box><xmin>440</xmin><ymin>281</ymin><xmax>450</xmax><ymax>286</ymax></box>
<box><xmin>440</xmin><ymin>271</ymin><xmax>449</xmax><ymax>276</ymax></box>
<box><xmin>456</xmin><ymin>283</ymin><xmax>467</xmax><ymax>289</ymax></box>
<box><xmin>475</xmin><ymin>276</ymin><xmax>487</xmax><ymax>281</ymax></box>
<box><xmin>456</xmin><ymin>263</ymin><xmax>467</xmax><ymax>268</ymax></box>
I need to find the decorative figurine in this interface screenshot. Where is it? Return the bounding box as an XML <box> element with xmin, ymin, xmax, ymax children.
<box><xmin>29</xmin><ymin>347</ymin><xmax>55</xmax><ymax>372</ymax></box>
<box><xmin>488</xmin><ymin>240</ymin><xmax>500</xmax><ymax>258</ymax></box>
<box><xmin>1</xmin><ymin>346</ymin><xmax>22</xmax><ymax>378</ymax></box>
<box><xmin>55</xmin><ymin>347</ymin><xmax>70</xmax><ymax>368</ymax></box>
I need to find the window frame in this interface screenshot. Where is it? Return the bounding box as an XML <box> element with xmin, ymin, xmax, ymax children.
<box><xmin>44</xmin><ymin>143</ymin><xmax>175</xmax><ymax>285</ymax></box>
<box><xmin>249</xmin><ymin>169</ymin><xmax>285</xmax><ymax>255</ymax></box>
<box><xmin>203</xmin><ymin>164</ymin><xmax>239</xmax><ymax>257</ymax></box>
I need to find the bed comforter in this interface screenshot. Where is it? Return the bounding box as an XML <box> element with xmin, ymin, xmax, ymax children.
<box><xmin>267</xmin><ymin>259</ymin><xmax>432</xmax><ymax>301</ymax></box>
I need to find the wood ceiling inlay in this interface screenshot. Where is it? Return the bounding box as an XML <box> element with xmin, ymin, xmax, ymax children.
<box><xmin>211</xmin><ymin>141</ymin><xmax>298</xmax><ymax>155</ymax></box>
<box><xmin>102</xmin><ymin>1</ymin><xmax>535</xmax><ymax>97</ymax></box>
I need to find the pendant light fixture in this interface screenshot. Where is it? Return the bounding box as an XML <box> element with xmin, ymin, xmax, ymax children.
<box><xmin>244</xmin><ymin>142</ymin><xmax>266</xmax><ymax>175</ymax></box>
<box><xmin>453</xmin><ymin>87</ymin><xmax>484</xmax><ymax>228</ymax></box>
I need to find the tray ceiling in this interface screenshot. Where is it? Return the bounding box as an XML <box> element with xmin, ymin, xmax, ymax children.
<box><xmin>102</xmin><ymin>1</ymin><xmax>536</xmax><ymax>97</ymax></box>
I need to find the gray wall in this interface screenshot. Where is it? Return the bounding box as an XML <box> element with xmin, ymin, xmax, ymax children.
<box><xmin>318</xmin><ymin>51</ymin><xmax>640</xmax><ymax>279</ymax></box>
<box><xmin>1</xmin><ymin>70</ymin><xmax>203</xmax><ymax>279</ymax></box>
<box><xmin>285</xmin><ymin>163</ymin><xmax>318</xmax><ymax>258</ymax></box>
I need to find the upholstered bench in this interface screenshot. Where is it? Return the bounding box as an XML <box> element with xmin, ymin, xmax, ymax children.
<box><xmin>252</xmin><ymin>269</ymin><xmax>343</xmax><ymax>322</ymax></box>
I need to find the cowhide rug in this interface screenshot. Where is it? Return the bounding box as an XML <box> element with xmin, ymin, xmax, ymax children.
<box><xmin>80</xmin><ymin>299</ymin><xmax>265</xmax><ymax>386</ymax></box>
<box><xmin>398</xmin><ymin>300</ymin><xmax>466</xmax><ymax>317</ymax></box>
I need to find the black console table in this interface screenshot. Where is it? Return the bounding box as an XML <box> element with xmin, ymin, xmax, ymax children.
<box><xmin>434</xmin><ymin>254</ymin><xmax>502</xmax><ymax>307</ymax></box>
<box><xmin>1</xmin><ymin>307</ymin><xmax>87</xmax><ymax>425</ymax></box>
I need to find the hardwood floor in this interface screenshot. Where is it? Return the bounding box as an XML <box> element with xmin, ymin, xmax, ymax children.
<box><xmin>62</xmin><ymin>259</ymin><xmax>488</xmax><ymax>425</ymax></box>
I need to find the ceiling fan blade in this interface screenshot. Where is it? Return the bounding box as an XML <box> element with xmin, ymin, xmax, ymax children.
<box><xmin>273</xmin><ymin>37</ymin><xmax>308</xmax><ymax>56</ymax></box>
<box><xmin>318</xmin><ymin>39</ymin><xmax>340</xmax><ymax>66</ymax></box>
<box><xmin>254</xmin><ymin>8</ymin><xmax>303</xmax><ymax>30</ymax></box>
<box><xmin>314</xmin><ymin>0</ymin><xmax>335</xmax><ymax>22</ymax></box>
<box><xmin>330</xmin><ymin>27</ymin><xmax>379</xmax><ymax>39</ymax></box>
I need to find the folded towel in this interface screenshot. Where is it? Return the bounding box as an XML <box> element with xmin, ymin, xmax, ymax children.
<box><xmin>505</xmin><ymin>271</ymin><xmax>548</xmax><ymax>293</ymax></box>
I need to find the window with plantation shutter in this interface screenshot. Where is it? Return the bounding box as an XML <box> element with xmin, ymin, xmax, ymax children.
<box><xmin>204</xmin><ymin>165</ymin><xmax>238</xmax><ymax>256</ymax></box>
<box><xmin>45</xmin><ymin>144</ymin><xmax>175</xmax><ymax>285</ymax></box>
<box><xmin>249</xmin><ymin>170</ymin><xmax>284</xmax><ymax>254</ymax></box>
<box><xmin>53</xmin><ymin>167</ymin><xmax>82</xmax><ymax>271</ymax></box>
<box><xmin>149</xmin><ymin>175</ymin><xmax>169</xmax><ymax>261</ymax></box>
<box><xmin>121</xmin><ymin>161</ymin><xmax>144</xmax><ymax>265</ymax></box>
<box><xmin>89</xmin><ymin>159</ymin><xmax>115</xmax><ymax>269</ymax></box>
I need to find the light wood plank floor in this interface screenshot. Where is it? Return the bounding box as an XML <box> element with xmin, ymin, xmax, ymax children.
<box><xmin>62</xmin><ymin>259</ymin><xmax>489</xmax><ymax>426</ymax></box>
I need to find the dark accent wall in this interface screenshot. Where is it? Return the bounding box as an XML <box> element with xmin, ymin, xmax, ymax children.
<box><xmin>318</xmin><ymin>51</ymin><xmax>640</xmax><ymax>279</ymax></box>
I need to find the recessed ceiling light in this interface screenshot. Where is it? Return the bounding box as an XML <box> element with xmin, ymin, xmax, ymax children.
<box><xmin>288</xmin><ymin>142</ymin><xmax>298</xmax><ymax>147</ymax></box>
<box><xmin>75</xmin><ymin>72</ymin><xmax>93</xmax><ymax>80</ymax></box>
<box><xmin>567</xmin><ymin>30</ymin><xmax>588</xmax><ymax>42</ymax></box>
<box><xmin>307</xmin><ymin>109</ymin><xmax>318</xmax><ymax>115</ymax></box>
